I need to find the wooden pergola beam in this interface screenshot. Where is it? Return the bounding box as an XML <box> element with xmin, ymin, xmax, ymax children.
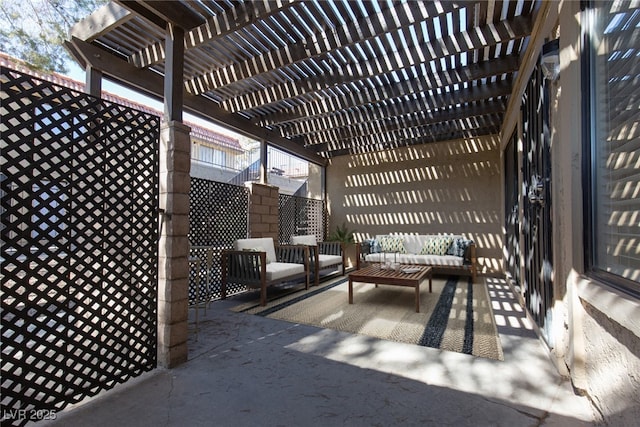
<box><xmin>69</xmin><ymin>2</ymin><xmax>133</xmax><ymax>42</ymax></box>
<box><xmin>116</xmin><ymin>1</ymin><xmax>205</xmax><ymax>30</ymax></box>
<box><xmin>129</xmin><ymin>0</ymin><xmax>300</xmax><ymax>69</ymax></box>
<box><xmin>302</xmin><ymin>100</ymin><xmax>506</xmax><ymax>146</ymax></box>
<box><xmin>326</xmin><ymin>125</ymin><xmax>501</xmax><ymax>157</ymax></box>
<box><xmin>64</xmin><ymin>36</ymin><xmax>327</xmax><ymax>166</ymax></box>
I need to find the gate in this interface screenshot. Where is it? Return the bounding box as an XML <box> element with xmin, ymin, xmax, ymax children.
<box><xmin>521</xmin><ymin>63</ymin><xmax>554</xmax><ymax>345</ymax></box>
<box><xmin>504</xmin><ymin>131</ymin><xmax>521</xmax><ymax>291</ymax></box>
<box><xmin>1</xmin><ymin>68</ymin><xmax>159</xmax><ymax>425</ymax></box>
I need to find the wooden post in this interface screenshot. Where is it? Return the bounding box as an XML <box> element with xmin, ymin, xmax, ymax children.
<box><xmin>85</xmin><ymin>66</ymin><xmax>102</xmax><ymax>97</ymax></box>
<box><xmin>157</xmin><ymin>22</ymin><xmax>189</xmax><ymax>368</ymax></box>
<box><xmin>259</xmin><ymin>139</ymin><xmax>268</xmax><ymax>184</ymax></box>
<box><xmin>164</xmin><ymin>23</ymin><xmax>184</xmax><ymax>123</ymax></box>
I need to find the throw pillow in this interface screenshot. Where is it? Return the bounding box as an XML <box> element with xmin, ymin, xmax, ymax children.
<box><xmin>446</xmin><ymin>238</ymin><xmax>458</xmax><ymax>256</ymax></box>
<box><xmin>364</xmin><ymin>238</ymin><xmax>381</xmax><ymax>254</ymax></box>
<box><xmin>446</xmin><ymin>238</ymin><xmax>474</xmax><ymax>258</ymax></box>
<box><xmin>420</xmin><ymin>236</ymin><xmax>453</xmax><ymax>256</ymax></box>
<box><xmin>379</xmin><ymin>236</ymin><xmax>406</xmax><ymax>253</ymax></box>
<box><xmin>458</xmin><ymin>238</ymin><xmax>473</xmax><ymax>258</ymax></box>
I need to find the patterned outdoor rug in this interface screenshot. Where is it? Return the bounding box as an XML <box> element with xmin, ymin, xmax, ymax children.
<box><xmin>230</xmin><ymin>276</ymin><xmax>503</xmax><ymax>360</ymax></box>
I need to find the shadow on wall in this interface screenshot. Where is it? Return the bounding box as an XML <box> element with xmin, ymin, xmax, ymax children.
<box><xmin>327</xmin><ymin>135</ymin><xmax>503</xmax><ymax>276</ymax></box>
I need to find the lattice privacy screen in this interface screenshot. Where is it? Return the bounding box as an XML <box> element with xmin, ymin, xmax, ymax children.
<box><xmin>279</xmin><ymin>194</ymin><xmax>326</xmax><ymax>244</ymax></box>
<box><xmin>188</xmin><ymin>177</ymin><xmax>249</xmax><ymax>302</ymax></box>
<box><xmin>187</xmin><ymin>180</ymin><xmax>327</xmax><ymax>303</ymax></box>
<box><xmin>1</xmin><ymin>67</ymin><xmax>159</xmax><ymax>426</ymax></box>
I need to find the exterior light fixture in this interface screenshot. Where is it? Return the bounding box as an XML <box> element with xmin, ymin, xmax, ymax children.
<box><xmin>541</xmin><ymin>39</ymin><xmax>560</xmax><ymax>81</ymax></box>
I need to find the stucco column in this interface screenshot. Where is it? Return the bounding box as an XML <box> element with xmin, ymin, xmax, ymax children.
<box><xmin>157</xmin><ymin>120</ymin><xmax>191</xmax><ymax>368</ymax></box>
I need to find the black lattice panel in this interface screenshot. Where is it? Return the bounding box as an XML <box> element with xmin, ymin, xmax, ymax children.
<box><xmin>279</xmin><ymin>195</ymin><xmax>326</xmax><ymax>244</ymax></box>
<box><xmin>188</xmin><ymin>178</ymin><xmax>249</xmax><ymax>303</ymax></box>
<box><xmin>279</xmin><ymin>194</ymin><xmax>297</xmax><ymax>243</ymax></box>
<box><xmin>1</xmin><ymin>68</ymin><xmax>158</xmax><ymax>426</ymax></box>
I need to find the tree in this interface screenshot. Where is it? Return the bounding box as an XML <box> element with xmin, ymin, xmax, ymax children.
<box><xmin>0</xmin><ymin>0</ymin><xmax>107</xmax><ymax>73</ymax></box>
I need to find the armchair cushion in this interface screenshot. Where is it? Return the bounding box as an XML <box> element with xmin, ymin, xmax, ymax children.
<box><xmin>317</xmin><ymin>254</ymin><xmax>343</xmax><ymax>269</ymax></box>
<box><xmin>266</xmin><ymin>262</ymin><xmax>305</xmax><ymax>281</ymax></box>
<box><xmin>291</xmin><ymin>235</ymin><xmax>317</xmax><ymax>246</ymax></box>
<box><xmin>235</xmin><ymin>238</ymin><xmax>277</xmax><ymax>264</ymax></box>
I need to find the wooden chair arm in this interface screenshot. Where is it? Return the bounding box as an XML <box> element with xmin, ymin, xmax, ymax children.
<box><xmin>221</xmin><ymin>249</ymin><xmax>266</xmax><ymax>283</ymax></box>
<box><xmin>465</xmin><ymin>242</ymin><xmax>477</xmax><ymax>282</ymax></box>
<box><xmin>464</xmin><ymin>243</ymin><xmax>477</xmax><ymax>265</ymax></box>
<box><xmin>305</xmin><ymin>245</ymin><xmax>321</xmax><ymax>270</ymax></box>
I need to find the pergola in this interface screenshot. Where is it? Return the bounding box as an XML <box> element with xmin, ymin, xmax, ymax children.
<box><xmin>65</xmin><ymin>0</ymin><xmax>554</xmax><ymax>164</ymax></box>
<box><xmin>63</xmin><ymin>0</ymin><xmax>558</xmax><ymax>367</ymax></box>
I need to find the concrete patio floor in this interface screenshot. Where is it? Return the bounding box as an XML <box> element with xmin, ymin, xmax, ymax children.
<box><xmin>43</xmin><ymin>277</ymin><xmax>599</xmax><ymax>427</ymax></box>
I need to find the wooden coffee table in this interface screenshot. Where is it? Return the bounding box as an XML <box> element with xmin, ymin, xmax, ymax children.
<box><xmin>348</xmin><ymin>265</ymin><xmax>432</xmax><ymax>313</ymax></box>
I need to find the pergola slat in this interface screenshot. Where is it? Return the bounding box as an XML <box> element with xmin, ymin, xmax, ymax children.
<box><xmin>263</xmin><ymin>78</ymin><xmax>513</xmax><ymax>139</ymax></box>
<box><xmin>256</xmin><ymin>55</ymin><xmax>519</xmax><ymax>128</ymax></box>
<box><xmin>66</xmin><ymin>0</ymin><xmax>542</xmax><ymax>158</ymax></box>
<box><xmin>221</xmin><ymin>14</ymin><xmax>532</xmax><ymax>114</ymax></box>
<box><xmin>187</xmin><ymin>1</ymin><xmax>460</xmax><ymax>96</ymax></box>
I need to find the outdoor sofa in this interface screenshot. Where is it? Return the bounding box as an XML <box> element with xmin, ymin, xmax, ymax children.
<box><xmin>361</xmin><ymin>234</ymin><xmax>477</xmax><ymax>282</ymax></box>
<box><xmin>221</xmin><ymin>237</ymin><xmax>310</xmax><ymax>306</ymax></box>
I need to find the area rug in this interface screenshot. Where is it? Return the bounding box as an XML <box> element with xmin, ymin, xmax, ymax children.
<box><xmin>230</xmin><ymin>276</ymin><xmax>503</xmax><ymax>360</ymax></box>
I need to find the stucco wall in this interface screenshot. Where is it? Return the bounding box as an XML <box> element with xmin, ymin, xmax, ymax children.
<box><xmin>326</xmin><ymin>135</ymin><xmax>503</xmax><ymax>276</ymax></box>
<box><xmin>577</xmin><ymin>282</ymin><xmax>640</xmax><ymax>425</ymax></box>
<box><xmin>546</xmin><ymin>3</ymin><xmax>640</xmax><ymax>424</ymax></box>
<box><xmin>509</xmin><ymin>13</ymin><xmax>640</xmax><ymax>416</ymax></box>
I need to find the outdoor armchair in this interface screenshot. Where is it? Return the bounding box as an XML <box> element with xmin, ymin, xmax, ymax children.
<box><xmin>221</xmin><ymin>237</ymin><xmax>310</xmax><ymax>306</ymax></box>
<box><xmin>291</xmin><ymin>235</ymin><xmax>345</xmax><ymax>286</ymax></box>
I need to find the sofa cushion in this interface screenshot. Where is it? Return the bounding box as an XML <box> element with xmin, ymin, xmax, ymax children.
<box><xmin>291</xmin><ymin>235</ymin><xmax>317</xmax><ymax>246</ymax></box>
<box><xmin>400</xmin><ymin>254</ymin><xmax>465</xmax><ymax>266</ymax></box>
<box><xmin>378</xmin><ymin>235</ymin><xmax>407</xmax><ymax>253</ymax></box>
<box><xmin>400</xmin><ymin>234</ymin><xmax>427</xmax><ymax>255</ymax></box>
<box><xmin>265</xmin><ymin>262</ymin><xmax>305</xmax><ymax>281</ymax></box>
<box><xmin>235</xmin><ymin>238</ymin><xmax>277</xmax><ymax>264</ymax></box>
<box><xmin>364</xmin><ymin>252</ymin><xmax>400</xmax><ymax>263</ymax></box>
<box><xmin>364</xmin><ymin>253</ymin><xmax>464</xmax><ymax>267</ymax></box>
<box><xmin>420</xmin><ymin>236</ymin><xmax>453</xmax><ymax>256</ymax></box>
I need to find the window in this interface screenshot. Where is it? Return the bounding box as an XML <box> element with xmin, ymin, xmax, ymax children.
<box><xmin>198</xmin><ymin>144</ymin><xmax>226</xmax><ymax>167</ymax></box>
<box><xmin>584</xmin><ymin>1</ymin><xmax>640</xmax><ymax>296</ymax></box>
